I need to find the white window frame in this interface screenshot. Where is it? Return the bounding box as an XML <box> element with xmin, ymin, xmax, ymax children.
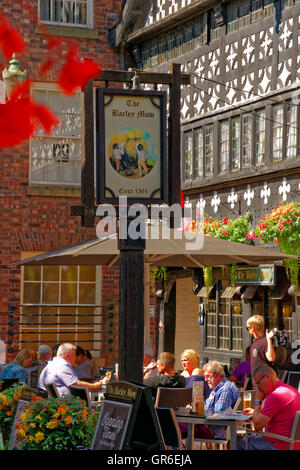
<box><xmin>29</xmin><ymin>82</ymin><xmax>83</xmax><ymax>187</ymax></box>
<box><xmin>273</xmin><ymin>104</ymin><xmax>284</xmax><ymax>162</ymax></box>
<box><xmin>194</xmin><ymin>128</ymin><xmax>203</xmax><ymax>178</ymax></box>
<box><xmin>184</xmin><ymin>131</ymin><xmax>193</xmax><ymax>181</ymax></box>
<box><xmin>219</xmin><ymin>119</ymin><xmax>230</xmax><ymax>173</ymax></box>
<box><xmin>255</xmin><ymin>109</ymin><xmax>266</xmax><ymax>165</ymax></box>
<box><xmin>39</xmin><ymin>0</ymin><xmax>93</xmax><ymax>29</ymax></box>
<box><xmin>286</xmin><ymin>101</ymin><xmax>297</xmax><ymax>159</ymax></box>
<box><xmin>241</xmin><ymin>114</ymin><xmax>252</xmax><ymax>168</ymax></box>
<box><xmin>204</xmin><ymin>125</ymin><xmax>214</xmax><ymax>176</ymax></box>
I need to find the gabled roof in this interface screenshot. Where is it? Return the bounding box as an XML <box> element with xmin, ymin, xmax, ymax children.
<box><xmin>110</xmin><ymin>0</ymin><xmax>217</xmax><ymax>46</ymax></box>
<box><xmin>109</xmin><ymin>0</ymin><xmax>152</xmax><ymax>47</ymax></box>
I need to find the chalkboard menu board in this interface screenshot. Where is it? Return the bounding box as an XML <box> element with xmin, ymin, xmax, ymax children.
<box><xmin>8</xmin><ymin>399</ymin><xmax>28</xmax><ymax>450</ymax></box>
<box><xmin>91</xmin><ymin>381</ymin><xmax>164</xmax><ymax>450</ymax></box>
<box><xmin>8</xmin><ymin>387</ymin><xmax>38</xmax><ymax>450</ymax></box>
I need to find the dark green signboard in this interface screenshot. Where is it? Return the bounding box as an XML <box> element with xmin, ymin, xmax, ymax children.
<box><xmin>236</xmin><ymin>265</ymin><xmax>275</xmax><ymax>286</ymax></box>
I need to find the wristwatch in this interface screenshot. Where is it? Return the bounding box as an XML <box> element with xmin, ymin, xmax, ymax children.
<box><xmin>254</xmin><ymin>400</ymin><xmax>262</xmax><ymax>405</ymax></box>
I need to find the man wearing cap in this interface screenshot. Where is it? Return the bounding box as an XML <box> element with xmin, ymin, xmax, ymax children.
<box><xmin>143</xmin><ymin>345</ymin><xmax>158</xmax><ymax>379</ymax></box>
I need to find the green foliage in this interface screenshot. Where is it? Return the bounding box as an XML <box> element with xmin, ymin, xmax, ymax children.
<box><xmin>13</xmin><ymin>395</ymin><xmax>101</xmax><ymax>450</ymax></box>
<box><xmin>0</xmin><ymin>383</ymin><xmax>26</xmax><ymax>447</ymax></box>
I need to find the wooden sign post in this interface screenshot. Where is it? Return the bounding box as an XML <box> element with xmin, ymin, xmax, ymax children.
<box><xmin>91</xmin><ymin>380</ymin><xmax>164</xmax><ymax>450</ymax></box>
<box><xmin>71</xmin><ymin>66</ymin><xmax>190</xmax><ymax>382</ymax></box>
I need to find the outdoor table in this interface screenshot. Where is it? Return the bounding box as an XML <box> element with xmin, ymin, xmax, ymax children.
<box><xmin>175</xmin><ymin>411</ymin><xmax>250</xmax><ymax>450</ymax></box>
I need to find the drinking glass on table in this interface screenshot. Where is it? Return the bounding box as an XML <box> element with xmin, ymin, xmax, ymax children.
<box><xmin>243</xmin><ymin>392</ymin><xmax>251</xmax><ymax>410</ymax></box>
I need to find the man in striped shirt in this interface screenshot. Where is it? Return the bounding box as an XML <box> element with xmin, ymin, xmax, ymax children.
<box><xmin>204</xmin><ymin>361</ymin><xmax>240</xmax><ymax>439</ymax></box>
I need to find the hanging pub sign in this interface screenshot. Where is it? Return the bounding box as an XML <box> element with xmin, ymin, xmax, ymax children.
<box><xmin>236</xmin><ymin>265</ymin><xmax>276</xmax><ymax>286</ymax></box>
<box><xmin>96</xmin><ymin>88</ymin><xmax>168</xmax><ymax>206</ymax></box>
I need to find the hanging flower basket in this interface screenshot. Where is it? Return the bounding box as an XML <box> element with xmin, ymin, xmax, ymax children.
<box><xmin>255</xmin><ymin>201</ymin><xmax>300</xmax><ymax>286</ymax></box>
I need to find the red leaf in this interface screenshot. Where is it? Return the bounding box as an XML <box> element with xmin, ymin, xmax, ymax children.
<box><xmin>0</xmin><ymin>81</ymin><xmax>58</xmax><ymax>149</ymax></box>
<box><xmin>0</xmin><ymin>19</ymin><xmax>25</xmax><ymax>59</ymax></box>
<box><xmin>58</xmin><ymin>43</ymin><xmax>101</xmax><ymax>94</ymax></box>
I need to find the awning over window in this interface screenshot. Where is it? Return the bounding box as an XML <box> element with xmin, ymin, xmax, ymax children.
<box><xmin>288</xmin><ymin>285</ymin><xmax>300</xmax><ymax>296</ymax></box>
<box><xmin>197</xmin><ymin>283</ymin><xmax>215</xmax><ymax>297</ymax></box>
<box><xmin>269</xmin><ymin>280</ymin><xmax>290</xmax><ymax>300</ymax></box>
<box><xmin>221</xmin><ymin>286</ymin><xmax>243</xmax><ymax>299</ymax></box>
<box><xmin>241</xmin><ymin>286</ymin><xmax>258</xmax><ymax>300</ymax></box>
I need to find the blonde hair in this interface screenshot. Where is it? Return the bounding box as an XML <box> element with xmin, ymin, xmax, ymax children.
<box><xmin>15</xmin><ymin>349</ymin><xmax>33</xmax><ymax>367</ymax></box>
<box><xmin>247</xmin><ymin>315</ymin><xmax>264</xmax><ymax>331</ymax></box>
<box><xmin>181</xmin><ymin>349</ymin><xmax>200</xmax><ymax>368</ymax></box>
<box><xmin>203</xmin><ymin>360</ymin><xmax>225</xmax><ymax>378</ymax></box>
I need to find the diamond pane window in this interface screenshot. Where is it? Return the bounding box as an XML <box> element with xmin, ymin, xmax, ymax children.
<box><xmin>30</xmin><ymin>86</ymin><xmax>82</xmax><ymax>186</ymax></box>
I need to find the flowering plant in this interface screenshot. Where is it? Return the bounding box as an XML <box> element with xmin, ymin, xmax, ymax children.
<box><xmin>0</xmin><ymin>383</ymin><xmax>25</xmax><ymax>446</ymax></box>
<box><xmin>255</xmin><ymin>201</ymin><xmax>300</xmax><ymax>286</ymax></box>
<box><xmin>189</xmin><ymin>211</ymin><xmax>253</xmax><ymax>245</ymax></box>
<box><xmin>255</xmin><ymin>202</ymin><xmax>300</xmax><ymax>254</ymax></box>
<box><xmin>14</xmin><ymin>395</ymin><xmax>100</xmax><ymax>450</ymax></box>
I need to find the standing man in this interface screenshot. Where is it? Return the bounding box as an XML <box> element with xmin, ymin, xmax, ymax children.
<box><xmin>246</xmin><ymin>315</ymin><xmax>277</xmax><ymax>379</ymax></box>
<box><xmin>238</xmin><ymin>363</ymin><xmax>300</xmax><ymax>450</ymax></box>
<box><xmin>38</xmin><ymin>343</ymin><xmax>102</xmax><ymax>396</ymax></box>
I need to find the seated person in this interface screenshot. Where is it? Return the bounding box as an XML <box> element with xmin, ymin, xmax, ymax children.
<box><xmin>38</xmin><ymin>343</ymin><xmax>102</xmax><ymax>396</ymax></box>
<box><xmin>37</xmin><ymin>344</ymin><xmax>52</xmax><ymax>370</ymax></box>
<box><xmin>143</xmin><ymin>345</ymin><xmax>158</xmax><ymax>379</ymax></box>
<box><xmin>0</xmin><ymin>348</ymin><xmax>33</xmax><ymax>384</ymax></box>
<box><xmin>180</xmin><ymin>349</ymin><xmax>210</xmax><ymax>400</ymax></box>
<box><xmin>229</xmin><ymin>346</ymin><xmax>252</xmax><ymax>388</ymax></box>
<box><xmin>144</xmin><ymin>352</ymin><xmax>186</xmax><ymax>399</ymax></box>
<box><xmin>180</xmin><ymin>349</ymin><xmax>203</xmax><ymax>378</ymax></box>
<box><xmin>74</xmin><ymin>346</ymin><xmax>95</xmax><ymax>378</ymax></box>
<box><xmin>202</xmin><ymin>361</ymin><xmax>240</xmax><ymax>440</ymax></box>
<box><xmin>238</xmin><ymin>364</ymin><xmax>300</xmax><ymax>450</ymax></box>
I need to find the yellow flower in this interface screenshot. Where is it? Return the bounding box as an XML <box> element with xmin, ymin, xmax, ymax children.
<box><xmin>30</xmin><ymin>423</ymin><xmax>36</xmax><ymax>428</ymax></box>
<box><xmin>46</xmin><ymin>419</ymin><xmax>58</xmax><ymax>429</ymax></box>
<box><xmin>34</xmin><ymin>432</ymin><xmax>45</xmax><ymax>443</ymax></box>
<box><xmin>64</xmin><ymin>416</ymin><xmax>72</xmax><ymax>425</ymax></box>
<box><xmin>18</xmin><ymin>428</ymin><xmax>26</xmax><ymax>439</ymax></box>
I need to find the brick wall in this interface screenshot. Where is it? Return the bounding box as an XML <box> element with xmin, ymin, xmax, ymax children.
<box><xmin>0</xmin><ymin>0</ymin><xmax>122</xmax><ymax>363</ymax></box>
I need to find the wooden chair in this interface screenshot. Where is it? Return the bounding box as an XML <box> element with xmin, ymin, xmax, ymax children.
<box><xmin>155</xmin><ymin>387</ymin><xmax>193</xmax><ymax>450</ymax></box>
<box><xmin>154</xmin><ymin>387</ymin><xmax>192</xmax><ymax>408</ymax></box>
<box><xmin>44</xmin><ymin>383</ymin><xmax>60</xmax><ymax>398</ymax></box>
<box><xmin>155</xmin><ymin>408</ymin><xmax>184</xmax><ymax>450</ymax></box>
<box><xmin>286</xmin><ymin>371</ymin><xmax>300</xmax><ymax>390</ymax></box>
<box><xmin>245</xmin><ymin>411</ymin><xmax>300</xmax><ymax>450</ymax></box>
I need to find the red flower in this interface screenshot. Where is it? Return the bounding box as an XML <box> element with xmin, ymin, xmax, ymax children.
<box><xmin>0</xmin><ymin>18</ymin><xmax>25</xmax><ymax>59</ymax></box>
<box><xmin>58</xmin><ymin>42</ymin><xmax>101</xmax><ymax>95</ymax></box>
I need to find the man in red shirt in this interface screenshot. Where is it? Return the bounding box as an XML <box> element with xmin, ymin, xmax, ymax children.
<box><xmin>238</xmin><ymin>363</ymin><xmax>300</xmax><ymax>450</ymax></box>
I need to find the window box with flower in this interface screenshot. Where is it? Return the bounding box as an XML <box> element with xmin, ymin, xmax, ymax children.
<box><xmin>255</xmin><ymin>201</ymin><xmax>300</xmax><ymax>286</ymax></box>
